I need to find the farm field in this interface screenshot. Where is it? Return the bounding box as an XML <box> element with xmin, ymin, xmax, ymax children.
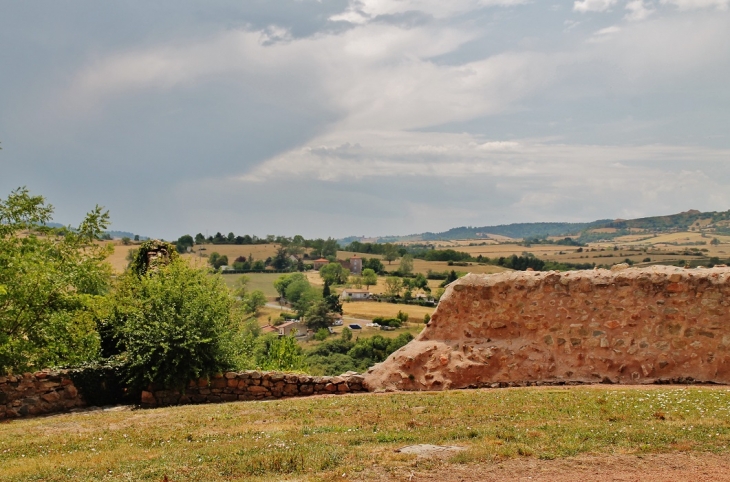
<box><xmin>341</xmin><ymin>301</ymin><xmax>435</xmax><ymax>322</ymax></box>
<box><xmin>2</xmin><ymin>386</ymin><xmax>730</xmax><ymax>481</ymax></box>
<box><xmin>220</xmin><ymin>272</ymin><xmax>280</xmax><ymax>299</ymax></box>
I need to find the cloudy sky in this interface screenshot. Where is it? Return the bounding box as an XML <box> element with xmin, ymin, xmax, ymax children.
<box><xmin>1</xmin><ymin>0</ymin><xmax>729</xmax><ymax>239</ymax></box>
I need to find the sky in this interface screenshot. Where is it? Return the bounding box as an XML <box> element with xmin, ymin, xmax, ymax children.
<box><xmin>1</xmin><ymin>0</ymin><xmax>729</xmax><ymax>240</ymax></box>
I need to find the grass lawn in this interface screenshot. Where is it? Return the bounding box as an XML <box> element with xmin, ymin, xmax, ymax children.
<box><xmin>2</xmin><ymin>386</ymin><xmax>730</xmax><ymax>481</ymax></box>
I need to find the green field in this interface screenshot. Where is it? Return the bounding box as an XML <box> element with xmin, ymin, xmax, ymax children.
<box><xmin>2</xmin><ymin>386</ymin><xmax>730</xmax><ymax>481</ymax></box>
<box><xmin>220</xmin><ymin>272</ymin><xmax>281</xmax><ymax>299</ymax></box>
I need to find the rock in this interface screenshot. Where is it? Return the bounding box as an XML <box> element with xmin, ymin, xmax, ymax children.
<box><xmin>140</xmin><ymin>391</ymin><xmax>156</xmax><ymax>406</ymax></box>
<box><xmin>364</xmin><ymin>266</ymin><xmax>730</xmax><ymax>391</ymax></box>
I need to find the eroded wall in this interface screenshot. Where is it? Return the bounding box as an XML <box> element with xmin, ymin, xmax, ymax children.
<box><xmin>364</xmin><ymin>266</ymin><xmax>730</xmax><ymax>391</ymax></box>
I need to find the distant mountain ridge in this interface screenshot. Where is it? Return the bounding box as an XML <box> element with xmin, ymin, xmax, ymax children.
<box><xmin>341</xmin><ymin>209</ymin><xmax>730</xmax><ymax>244</ymax></box>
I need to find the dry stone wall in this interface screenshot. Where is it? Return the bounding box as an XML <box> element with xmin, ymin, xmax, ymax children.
<box><xmin>0</xmin><ymin>371</ymin><xmax>84</xmax><ymax>419</ymax></box>
<box><xmin>1</xmin><ymin>370</ymin><xmax>366</xmax><ymax>419</ymax></box>
<box><xmin>141</xmin><ymin>371</ymin><xmax>366</xmax><ymax>407</ymax></box>
<box><xmin>364</xmin><ymin>266</ymin><xmax>730</xmax><ymax>391</ymax></box>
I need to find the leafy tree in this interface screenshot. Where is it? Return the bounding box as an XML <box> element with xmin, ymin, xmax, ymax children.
<box><xmin>711</xmin><ymin>238</ymin><xmax>720</xmax><ymax>246</ymax></box>
<box><xmin>254</xmin><ymin>334</ymin><xmax>306</xmax><ymax>372</ymax></box>
<box><xmin>314</xmin><ymin>328</ymin><xmax>330</xmax><ymax>341</ymax></box>
<box><xmin>0</xmin><ymin>187</ymin><xmax>112</xmax><ymax>373</ymax></box>
<box><xmin>399</xmin><ymin>254</ymin><xmax>414</xmax><ymax>276</ymax></box>
<box><xmin>134</xmin><ymin>234</ymin><xmax>140</xmax><ymax>242</ymax></box>
<box><xmin>227</xmin><ymin>232</ymin><xmax>235</xmax><ymax>243</ymax></box>
<box><xmin>272</xmin><ymin>245</ymin><xmax>291</xmax><ymax>270</ymax></box>
<box><xmin>304</xmin><ymin>299</ymin><xmax>335</xmax><ymax>331</ymax></box>
<box><xmin>384</xmin><ymin>276</ymin><xmax>403</xmax><ymax>297</ymax></box>
<box><xmin>208</xmin><ymin>252</ymin><xmax>228</xmax><ymax>269</ymax></box>
<box><xmin>322</xmin><ymin>280</ymin><xmax>331</xmax><ymax>297</ymax></box>
<box><xmin>121</xmin><ymin>236</ymin><xmax>131</xmax><ymax>245</ymax></box>
<box><xmin>274</xmin><ymin>272</ymin><xmax>307</xmax><ymax>298</ymax></box>
<box><xmin>175</xmin><ymin>234</ymin><xmax>194</xmax><ymax>254</ymax></box>
<box><xmin>364</xmin><ymin>257</ymin><xmax>385</xmax><ymax>274</ymax></box>
<box><xmin>413</xmin><ymin>273</ymin><xmax>428</xmax><ymax>291</ymax></box>
<box><xmin>440</xmin><ymin>270</ymin><xmax>458</xmax><ymax>287</ymax></box>
<box><xmin>423</xmin><ymin>313</ymin><xmax>431</xmax><ymax>324</ymax></box>
<box><xmin>324</xmin><ymin>294</ymin><xmax>343</xmax><ymax>315</ymax></box>
<box><xmin>194</xmin><ymin>233</ymin><xmax>205</xmax><ymax>244</ymax></box>
<box><xmin>243</xmin><ymin>290</ymin><xmax>267</xmax><ymax>315</ymax></box>
<box><xmin>320</xmin><ymin>262</ymin><xmax>348</xmax><ymax>285</ymax></box>
<box><xmin>341</xmin><ymin>327</ymin><xmax>352</xmax><ymax>342</ymax></box>
<box><xmin>362</xmin><ymin>268</ymin><xmax>378</xmax><ymax>289</ymax></box>
<box><xmin>285</xmin><ymin>278</ymin><xmax>312</xmax><ymax>304</ymax></box>
<box><xmin>104</xmin><ymin>260</ymin><xmax>236</xmax><ymax>391</ymax></box>
<box><xmin>383</xmin><ymin>244</ymin><xmax>399</xmax><ymax>265</ymax></box>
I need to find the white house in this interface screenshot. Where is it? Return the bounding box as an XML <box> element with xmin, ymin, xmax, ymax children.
<box><xmin>278</xmin><ymin>321</ymin><xmax>307</xmax><ymax>337</ymax></box>
<box><xmin>339</xmin><ymin>289</ymin><xmax>372</xmax><ymax>301</ymax></box>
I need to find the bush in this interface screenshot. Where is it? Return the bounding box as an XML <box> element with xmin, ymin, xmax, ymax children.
<box><xmin>105</xmin><ymin>260</ymin><xmax>236</xmax><ymax>392</ymax></box>
<box><xmin>314</xmin><ymin>328</ymin><xmax>330</xmax><ymax>341</ymax></box>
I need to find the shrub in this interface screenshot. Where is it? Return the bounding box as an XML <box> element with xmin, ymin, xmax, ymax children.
<box><xmin>105</xmin><ymin>260</ymin><xmax>236</xmax><ymax>391</ymax></box>
<box><xmin>314</xmin><ymin>328</ymin><xmax>330</xmax><ymax>341</ymax></box>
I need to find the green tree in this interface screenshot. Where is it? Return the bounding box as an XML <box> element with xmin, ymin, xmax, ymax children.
<box><xmin>273</xmin><ymin>272</ymin><xmax>306</xmax><ymax>298</ymax></box>
<box><xmin>364</xmin><ymin>257</ymin><xmax>385</xmax><ymax>274</ymax></box>
<box><xmin>254</xmin><ymin>334</ymin><xmax>306</xmax><ymax>372</ymax></box>
<box><xmin>362</xmin><ymin>268</ymin><xmax>377</xmax><ymax>290</ymax></box>
<box><xmin>272</xmin><ymin>245</ymin><xmax>292</xmax><ymax>270</ymax></box>
<box><xmin>0</xmin><ymin>188</ymin><xmax>112</xmax><ymax>373</ymax></box>
<box><xmin>175</xmin><ymin>234</ymin><xmax>194</xmax><ymax>254</ymax></box>
<box><xmin>208</xmin><ymin>252</ymin><xmax>228</xmax><ymax>269</ymax></box>
<box><xmin>304</xmin><ymin>299</ymin><xmax>335</xmax><ymax>331</ymax></box>
<box><xmin>194</xmin><ymin>233</ymin><xmax>205</xmax><ymax>244</ymax></box>
<box><xmin>105</xmin><ymin>260</ymin><xmax>235</xmax><ymax>391</ymax></box>
<box><xmin>320</xmin><ymin>262</ymin><xmax>348</xmax><ymax>285</ymax></box>
<box><xmin>243</xmin><ymin>290</ymin><xmax>267</xmax><ymax>315</ymax></box>
<box><xmin>341</xmin><ymin>327</ymin><xmax>353</xmax><ymax>342</ymax></box>
<box><xmin>399</xmin><ymin>254</ymin><xmax>414</xmax><ymax>276</ymax></box>
<box><xmin>134</xmin><ymin>234</ymin><xmax>140</xmax><ymax>242</ymax></box>
<box><xmin>383</xmin><ymin>244</ymin><xmax>398</xmax><ymax>265</ymax></box>
<box><xmin>384</xmin><ymin>276</ymin><xmax>403</xmax><ymax>298</ymax></box>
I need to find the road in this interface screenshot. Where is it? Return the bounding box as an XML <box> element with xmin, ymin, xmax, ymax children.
<box><xmin>264</xmin><ymin>302</ymin><xmax>371</xmax><ymax>324</ymax></box>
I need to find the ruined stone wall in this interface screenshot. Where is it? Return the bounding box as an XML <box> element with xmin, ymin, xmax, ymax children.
<box><xmin>141</xmin><ymin>371</ymin><xmax>366</xmax><ymax>407</ymax></box>
<box><xmin>2</xmin><ymin>370</ymin><xmax>366</xmax><ymax>418</ymax></box>
<box><xmin>0</xmin><ymin>371</ymin><xmax>84</xmax><ymax>419</ymax></box>
<box><xmin>364</xmin><ymin>266</ymin><xmax>730</xmax><ymax>391</ymax></box>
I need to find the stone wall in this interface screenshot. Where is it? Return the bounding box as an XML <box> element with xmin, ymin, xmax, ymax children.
<box><xmin>364</xmin><ymin>266</ymin><xmax>730</xmax><ymax>391</ymax></box>
<box><xmin>1</xmin><ymin>369</ymin><xmax>367</xmax><ymax>418</ymax></box>
<box><xmin>0</xmin><ymin>371</ymin><xmax>84</xmax><ymax>419</ymax></box>
<box><xmin>141</xmin><ymin>371</ymin><xmax>366</xmax><ymax>407</ymax></box>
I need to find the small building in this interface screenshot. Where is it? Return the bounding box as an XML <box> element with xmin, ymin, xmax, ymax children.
<box><xmin>278</xmin><ymin>321</ymin><xmax>306</xmax><ymax>337</ymax></box>
<box><xmin>340</xmin><ymin>289</ymin><xmax>372</xmax><ymax>301</ymax></box>
<box><xmin>312</xmin><ymin>258</ymin><xmax>330</xmax><ymax>270</ymax></box>
<box><xmin>349</xmin><ymin>255</ymin><xmax>362</xmax><ymax>276</ymax></box>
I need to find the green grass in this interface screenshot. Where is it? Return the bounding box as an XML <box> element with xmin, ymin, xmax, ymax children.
<box><xmin>2</xmin><ymin>387</ymin><xmax>730</xmax><ymax>481</ymax></box>
<box><xmin>220</xmin><ymin>272</ymin><xmax>280</xmax><ymax>298</ymax></box>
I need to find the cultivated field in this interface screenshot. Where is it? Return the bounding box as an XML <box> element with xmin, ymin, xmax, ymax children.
<box><xmin>2</xmin><ymin>386</ymin><xmax>730</xmax><ymax>481</ymax></box>
<box><xmin>342</xmin><ymin>301</ymin><xmax>434</xmax><ymax>322</ymax></box>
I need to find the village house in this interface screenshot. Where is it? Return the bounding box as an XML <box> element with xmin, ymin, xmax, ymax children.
<box><xmin>312</xmin><ymin>258</ymin><xmax>329</xmax><ymax>270</ymax></box>
<box><xmin>278</xmin><ymin>321</ymin><xmax>307</xmax><ymax>337</ymax></box>
<box><xmin>340</xmin><ymin>289</ymin><xmax>372</xmax><ymax>301</ymax></box>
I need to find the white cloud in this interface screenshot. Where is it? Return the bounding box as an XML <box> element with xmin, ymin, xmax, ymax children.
<box><xmin>238</xmin><ymin>129</ymin><xmax>730</xmax><ymax>183</ymax></box>
<box><xmin>330</xmin><ymin>0</ymin><xmax>528</xmax><ymax>23</ymax></box>
<box><xmin>574</xmin><ymin>0</ymin><xmax>618</xmax><ymax>13</ymax></box>
<box><xmin>625</xmin><ymin>0</ymin><xmax>655</xmax><ymax>21</ymax></box>
<box><xmin>660</xmin><ymin>0</ymin><xmax>729</xmax><ymax>10</ymax></box>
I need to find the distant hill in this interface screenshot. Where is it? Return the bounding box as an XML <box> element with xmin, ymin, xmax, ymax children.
<box><xmin>342</xmin><ymin>209</ymin><xmax>730</xmax><ymax>244</ymax></box>
<box><xmin>46</xmin><ymin>222</ymin><xmax>148</xmax><ymax>240</ymax></box>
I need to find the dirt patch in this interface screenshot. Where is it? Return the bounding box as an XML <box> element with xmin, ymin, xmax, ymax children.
<box><xmin>355</xmin><ymin>453</ymin><xmax>730</xmax><ymax>481</ymax></box>
<box><xmin>396</xmin><ymin>444</ymin><xmax>465</xmax><ymax>458</ymax></box>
